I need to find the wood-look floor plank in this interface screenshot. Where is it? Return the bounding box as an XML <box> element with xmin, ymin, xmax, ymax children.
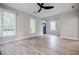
<box><xmin>0</xmin><ymin>35</ymin><xmax>79</xmax><ymax>55</ymax></box>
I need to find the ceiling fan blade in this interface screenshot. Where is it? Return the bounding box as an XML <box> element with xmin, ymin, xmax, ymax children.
<box><xmin>38</xmin><ymin>8</ymin><xmax>42</xmax><ymax>13</ymax></box>
<box><xmin>41</xmin><ymin>3</ymin><xmax>44</xmax><ymax>5</ymax></box>
<box><xmin>43</xmin><ymin>6</ymin><xmax>54</xmax><ymax>9</ymax></box>
<box><xmin>37</xmin><ymin>3</ymin><xmax>43</xmax><ymax>7</ymax></box>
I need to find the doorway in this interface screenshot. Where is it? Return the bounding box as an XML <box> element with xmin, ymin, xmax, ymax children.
<box><xmin>43</xmin><ymin>23</ymin><xmax>46</xmax><ymax>34</ymax></box>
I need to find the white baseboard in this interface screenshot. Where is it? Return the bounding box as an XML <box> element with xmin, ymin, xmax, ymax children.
<box><xmin>0</xmin><ymin>34</ymin><xmax>40</xmax><ymax>45</ymax></box>
<box><xmin>60</xmin><ymin>36</ymin><xmax>79</xmax><ymax>40</ymax></box>
<box><xmin>1</xmin><ymin>34</ymin><xmax>78</xmax><ymax>45</ymax></box>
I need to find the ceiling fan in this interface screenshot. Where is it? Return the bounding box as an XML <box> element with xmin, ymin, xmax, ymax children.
<box><xmin>37</xmin><ymin>3</ymin><xmax>54</xmax><ymax>13</ymax></box>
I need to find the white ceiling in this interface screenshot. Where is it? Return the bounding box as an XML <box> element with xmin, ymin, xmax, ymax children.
<box><xmin>2</xmin><ymin>3</ymin><xmax>78</xmax><ymax>18</ymax></box>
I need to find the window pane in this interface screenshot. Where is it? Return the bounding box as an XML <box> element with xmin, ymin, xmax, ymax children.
<box><xmin>0</xmin><ymin>10</ymin><xmax>2</xmax><ymax>37</ymax></box>
<box><xmin>50</xmin><ymin>21</ymin><xmax>56</xmax><ymax>30</ymax></box>
<box><xmin>2</xmin><ymin>11</ymin><xmax>16</xmax><ymax>36</ymax></box>
<box><xmin>30</xmin><ymin>19</ymin><xmax>36</xmax><ymax>33</ymax></box>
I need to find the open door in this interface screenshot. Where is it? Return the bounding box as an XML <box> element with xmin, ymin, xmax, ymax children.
<box><xmin>43</xmin><ymin>23</ymin><xmax>46</xmax><ymax>34</ymax></box>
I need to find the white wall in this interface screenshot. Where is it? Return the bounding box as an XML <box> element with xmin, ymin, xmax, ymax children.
<box><xmin>0</xmin><ymin>5</ymin><xmax>42</xmax><ymax>43</ymax></box>
<box><xmin>78</xmin><ymin>16</ymin><xmax>79</xmax><ymax>38</ymax></box>
<box><xmin>43</xmin><ymin>17</ymin><xmax>60</xmax><ymax>36</ymax></box>
<box><xmin>78</xmin><ymin>11</ymin><xmax>79</xmax><ymax>39</ymax></box>
<box><xmin>60</xmin><ymin>11</ymin><xmax>79</xmax><ymax>40</ymax></box>
<box><xmin>43</xmin><ymin>11</ymin><xmax>79</xmax><ymax>40</ymax></box>
<box><xmin>16</xmin><ymin>12</ymin><xmax>42</xmax><ymax>39</ymax></box>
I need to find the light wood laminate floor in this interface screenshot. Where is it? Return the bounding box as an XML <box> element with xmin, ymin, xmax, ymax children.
<box><xmin>0</xmin><ymin>35</ymin><xmax>79</xmax><ymax>55</ymax></box>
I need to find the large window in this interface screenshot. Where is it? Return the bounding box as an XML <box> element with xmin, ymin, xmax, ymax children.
<box><xmin>50</xmin><ymin>21</ymin><xmax>56</xmax><ymax>31</ymax></box>
<box><xmin>0</xmin><ymin>10</ymin><xmax>2</xmax><ymax>37</ymax></box>
<box><xmin>30</xmin><ymin>18</ymin><xmax>36</xmax><ymax>34</ymax></box>
<box><xmin>0</xmin><ymin>9</ymin><xmax>16</xmax><ymax>37</ymax></box>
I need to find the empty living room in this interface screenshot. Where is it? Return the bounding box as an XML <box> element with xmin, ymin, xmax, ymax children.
<box><xmin>0</xmin><ymin>3</ymin><xmax>79</xmax><ymax>56</ymax></box>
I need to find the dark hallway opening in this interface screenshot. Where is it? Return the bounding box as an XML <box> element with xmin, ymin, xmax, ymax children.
<box><xmin>43</xmin><ymin>23</ymin><xmax>46</xmax><ymax>34</ymax></box>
